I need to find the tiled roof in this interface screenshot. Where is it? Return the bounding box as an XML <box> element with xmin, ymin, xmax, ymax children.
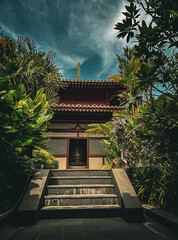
<box><xmin>61</xmin><ymin>79</ymin><xmax>123</xmax><ymax>88</ymax></box>
<box><xmin>51</xmin><ymin>103</ymin><xmax>123</xmax><ymax>112</ymax></box>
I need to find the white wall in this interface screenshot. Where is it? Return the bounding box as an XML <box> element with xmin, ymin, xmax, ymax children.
<box><xmin>89</xmin><ymin>157</ymin><xmax>104</xmax><ymax>169</ymax></box>
<box><xmin>56</xmin><ymin>157</ymin><xmax>67</xmax><ymax>169</ymax></box>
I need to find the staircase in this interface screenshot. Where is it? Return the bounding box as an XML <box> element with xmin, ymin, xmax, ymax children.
<box><xmin>40</xmin><ymin>169</ymin><xmax>121</xmax><ymax>219</ymax></box>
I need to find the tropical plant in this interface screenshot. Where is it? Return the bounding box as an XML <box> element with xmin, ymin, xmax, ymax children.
<box><xmin>114</xmin><ymin>0</ymin><xmax>178</xmax><ymax>103</ymax></box>
<box><xmin>113</xmin><ymin>0</ymin><xmax>178</xmax><ymax>211</ymax></box>
<box><xmin>87</xmin><ymin>1</ymin><xmax>178</xmax><ymax>208</ymax></box>
<box><xmin>0</xmin><ymin>76</ymin><xmax>54</xmax><ymax>210</ymax></box>
<box><xmin>0</xmin><ymin>27</ymin><xmax>66</xmax><ymax>99</ymax></box>
<box><xmin>32</xmin><ymin>148</ymin><xmax>58</xmax><ymax>169</ymax></box>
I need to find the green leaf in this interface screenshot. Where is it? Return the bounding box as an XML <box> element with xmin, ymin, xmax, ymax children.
<box><xmin>0</xmin><ymin>77</ymin><xmax>12</xmax><ymax>94</ymax></box>
<box><xmin>5</xmin><ymin>90</ymin><xmax>15</xmax><ymax>103</ymax></box>
<box><xmin>22</xmin><ymin>139</ymin><xmax>33</xmax><ymax>146</ymax></box>
<box><xmin>100</xmin><ymin>124</ymin><xmax>111</xmax><ymax>137</ymax></box>
<box><xmin>139</xmin><ymin>106</ymin><xmax>150</xmax><ymax>113</ymax></box>
<box><xmin>37</xmin><ymin>101</ymin><xmax>49</xmax><ymax>116</ymax></box>
<box><xmin>170</xmin><ymin>10</ymin><xmax>178</xmax><ymax>18</ymax></box>
<box><xmin>14</xmin><ymin>84</ymin><xmax>26</xmax><ymax>101</ymax></box>
<box><xmin>102</xmin><ymin>139</ymin><xmax>111</xmax><ymax>146</ymax></box>
<box><xmin>23</xmin><ymin>124</ymin><xmax>35</xmax><ymax>134</ymax></box>
<box><xmin>35</xmin><ymin>116</ymin><xmax>45</xmax><ymax>128</ymax></box>
<box><xmin>33</xmin><ymin>102</ymin><xmax>43</xmax><ymax>115</ymax></box>
<box><xmin>26</xmin><ymin>97</ymin><xmax>34</xmax><ymax>109</ymax></box>
<box><xmin>34</xmin><ymin>88</ymin><xmax>44</xmax><ymax>104</ymax></box>
<box><xmin>6</xmin><ymin>129</ymin><xmax>18</xmax><ymax>133</ymax></box>
<box><xmin>127</xmin><ymin>118</ymin><xmax>134</xmax><ymax>125</ymax></box>
<box><xmin>12</xmin><ymin>140</ymin><xmax>22</xmax><ymax>147</ymax></box>
<box><xmin>44</xmin><ymin>114</ymin><xmax>52</xmax><ymax>122</ymax></box>
<box><xmin>16</xmin><ymin>100</ymin><xmax>29</xmax><ymax>113</ymax></box>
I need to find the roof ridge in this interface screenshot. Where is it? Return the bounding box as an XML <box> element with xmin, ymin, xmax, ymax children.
<box><xmin>54</xmin><ymin>103</ymin><xmax>122</xmax><ymax>108</ymax></box>
<box><xmin>62</xmin><ymin>79</ymin><xmax>118</xmax><ymax>83</ymax></box>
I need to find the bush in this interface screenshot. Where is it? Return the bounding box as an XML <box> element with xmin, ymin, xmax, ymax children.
<box><xmin>33</xmin><ymin>148</ymin><xmax>58</xmax><ymax>169</ymax></box>
<box><xmin>0</xmin><ymin>76</ymin><xmax>53</xmax><ymax>210</ymax></box>
<box><xmin>132</xmin><ymin>159</ymin><xmax>178</xmax><ymax>213</ymax></box>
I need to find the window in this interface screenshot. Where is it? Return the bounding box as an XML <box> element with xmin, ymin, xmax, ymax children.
<box><xmin>89</xmin><ymin>139</ymin><xmax>106</xmax><ymax>155</ymax></box>
<box><xmin>47</xmin><ymin>138</ymin><xmax>67</xmax><ymax>155</ymax></box>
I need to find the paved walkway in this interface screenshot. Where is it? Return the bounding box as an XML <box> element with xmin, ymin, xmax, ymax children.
<box><xmin>0</xmin><ymin>216</ymin><xmax>177</xmax><ymax>240</ymax></box>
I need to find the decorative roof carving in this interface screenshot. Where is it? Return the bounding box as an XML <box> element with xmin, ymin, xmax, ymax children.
<box><xmin>51</xmin><ymin>103</ymin><xmax>123</xmax><ymax>112</ymax></box>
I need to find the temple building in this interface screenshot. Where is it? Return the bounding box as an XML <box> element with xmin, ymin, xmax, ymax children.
<box><xmin>47</xmin><ymin>61</ymin><xmax>126</xmax><ymax>169</ymax></box>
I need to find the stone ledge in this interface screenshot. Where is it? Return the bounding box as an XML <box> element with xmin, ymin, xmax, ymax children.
<box><xmin>143</xmin><ymin>204</ymin><xmax>178</xmax><ymax>233</ymax></box>
<box><xmin>111</xmin><ymin>169</ymin><xmax>144</xmax><ymax>222</ymax></box>
<box><xmin>17</xmin><ymin>169</ymin><xmax>49</xmax><ymax>225</ymax></box>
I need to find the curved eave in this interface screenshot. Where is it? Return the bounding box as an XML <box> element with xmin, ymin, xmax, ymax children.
<box><xmin>61</xmin><ymin>79</ymin><xmax>125</xmax><ymax>88</ymax></box>
<box><xmin>52</xmin><ymin>107</ymin><xmax>123</xmax><ymax>113</ymax></box>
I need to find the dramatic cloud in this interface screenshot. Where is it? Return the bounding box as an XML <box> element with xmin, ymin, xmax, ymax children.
<box><xmin>0</xmin><ymin>0</ymin><xmax>137</xmax><ymax>80</ymax></box>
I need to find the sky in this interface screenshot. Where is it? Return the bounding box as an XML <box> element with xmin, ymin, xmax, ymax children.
<box><xmin>0</xmin><ymin>0</ymin><xmax>134</xmax><ymax>80</ymax></box>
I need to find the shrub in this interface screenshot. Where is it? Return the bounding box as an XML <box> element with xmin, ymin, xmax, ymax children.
<box><xmin>32</xmin><ymin>148</ymin><xmax>58</xmax><ymax>169</ymax></box>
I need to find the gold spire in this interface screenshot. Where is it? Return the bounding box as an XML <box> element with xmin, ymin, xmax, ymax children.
<box><xmin>77</xmin><ymin>60</ymin><xmax>80</xmax><ymax>81</ymax></box>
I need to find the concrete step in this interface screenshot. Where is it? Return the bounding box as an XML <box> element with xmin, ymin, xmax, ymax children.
<box><xmin>40</xmin><ymin>204</ymin><xmax>121</xmax><ymax>219</ymax></box>
<box><xmin>47</xmin><ymin>184</ymin><xmax>115</xmax><ymax>195</ymax></box>
<box><xmin>48</xmin><ymin>176</ymin><xmax>112</xmax><ymax>185</ymax></box>
<box><xmin>50</xmin><ymin>169</ymin><xmax>110</xmax><ymax>177</ymax></box>
<box><xmin>44</xmin><ymin>194</ymin><xmax>118</xmax><ymax>206</ymax></box>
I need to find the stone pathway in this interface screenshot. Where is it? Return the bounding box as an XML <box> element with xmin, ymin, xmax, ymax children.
<box><xmin>0</xmin><ymin>216</ymin><xmax>177</xmax><ymax>240</ymax></box>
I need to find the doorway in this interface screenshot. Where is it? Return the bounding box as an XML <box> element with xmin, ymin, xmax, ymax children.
<box><xmin>68</xmin><ymin>139</ymin><xmax>87</xmax><ymax>168</ymax></box>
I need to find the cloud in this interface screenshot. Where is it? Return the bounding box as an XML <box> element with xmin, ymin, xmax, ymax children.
<box><xmin>64</xmin><ymin>0</ymin><xmax>128</xmax><ymax>79</ymax></box>
<box><xmin>0</xmin><ymin>0</ymin><xmax>137</xmax><ymax>80</ymax></box>
<box><xmin>1</xmin><ymin>23</ymin><xmax>18</xmax><ymax>40</ymax></box>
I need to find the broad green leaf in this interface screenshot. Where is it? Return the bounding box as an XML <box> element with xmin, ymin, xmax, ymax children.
<box><xmin>14</xmin><ymin>84</ymin><xmax>26</xmax><ymax>101</ymax></box>
<box><xmin>33</xmin><ymin>102</ymin><xmax>43</xmax><ymax>115</ymax></box>
<box><xmin>5</xmin><ymin>90</ymin><xmax>15</xmax><ymax>103</ymax></box>
<box><xmin>17</xmin><ymin>100</ymin><xmax>29</xmax><ymax>113</ymax></box>
<box><xmin>26</xmin><ymin>97</ymin><xmax>34</xmax><ymax>109</ymax></box>
<box><xmin>34</xmin><ymin>88</ymin><xmax>44</xmax><ymax>104</ymax></box>
<box><xmin>35</xmin><ymin>116</ymin><xmax>45</xmax><ymax>128</ymax></box>
<box><xmin>22</xmin><ymin>139</ymin><xmax>33</xmax><ymax>146</ymax></box>
<box><xmin>41</xmin><ymin>93</ymin><xmax>46</xmax><ymax>105</ymax></box>
<box><xmin>38</xmin><ymin>101</ymin><xmax>49</xmax><ymax>116</ymax></box>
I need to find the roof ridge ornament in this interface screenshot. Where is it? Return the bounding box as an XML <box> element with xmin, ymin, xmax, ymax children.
<box><xmin>77</xmin><ymin>60</ymin><xmax>80</xmax><ymax>81</ymax></box>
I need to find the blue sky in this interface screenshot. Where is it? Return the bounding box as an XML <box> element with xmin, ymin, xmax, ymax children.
<box><xmin>0</xmin><ymin>0</ymin><xmax>135</xmax><ymax>80</ymax></box>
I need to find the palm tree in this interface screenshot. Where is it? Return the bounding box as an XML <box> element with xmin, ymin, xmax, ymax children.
<box><xmin>0</xmin><ymin>32</ymin><xmax>64</xmax><ymax>99</ymax></box>
<box><xmin>117</xmin><ymin>46</ymin><xmax>145</xmax><ymax>115</ymax></box>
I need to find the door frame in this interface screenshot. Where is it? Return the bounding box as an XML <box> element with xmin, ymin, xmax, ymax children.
<box><xmin>67</xmin><ymin>137</ymin><xmax>89</xmax><ymax>169</ymax></box>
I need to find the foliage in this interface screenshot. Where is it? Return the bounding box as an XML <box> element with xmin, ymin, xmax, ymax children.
<box><xmin>133</xmin><ymin>157</ymin><xmax>178</xmax><ymax>209</ymax></box>
<box><xmin>115</xmin><ymin>0</ymin><xmax>177</xmax><ymax>49</ymax></box>
<box><xmin>114</xmin><ymin>0</ymin><xmax>178</xmax><ymax>101</ymax></box>
<box><xmin>116</xmin><ymin>46</ymin><xmax>140</xmax><ymax>88</ymax></box>
<box><xmin>0</xmin><ymin>76</ymin><xmax>54</xmax><ymax>202</ymax></box>
<box><xmin>111</xmin><ymin>0</ymin><xmax>178</xmax><ymax>211</ymax></box>
<box><xmin>0</xmin><ymin>27</ymin><xmax>66</xmax><ymax>100</ymax></box>
<box><xmin>32</xmin><ymin>148</ymin><xmax>58</xmax><ymax>169</ymax></box>
<box><xmin>88</xmin><ymin>0</ymin><xmax>178</xmax><ymax>211</ymax></box>
<box><xmin>99</xmin><ymin>162</ymin><xmax>113</xmax><ymax>169</ymax></box>
<box><xmin>86</xmin><ymin>122</ymin><xmax>113</xmax><ymax>136</ymax></box>
<box><xmin>108</xmin><ymin>75</ymin><xmax>123</xmax><ymax>82</ymax></box>
<box><xmin>0</xmin><ymin>28</ymin><xmax>62</xmax><ymax>211</ymax></box>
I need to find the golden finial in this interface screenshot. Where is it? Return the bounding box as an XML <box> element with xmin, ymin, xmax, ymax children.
<box><xmin>77</xmin><ymin>60</ymin><xmax>80</xmax><ymax>81</ymax></box>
